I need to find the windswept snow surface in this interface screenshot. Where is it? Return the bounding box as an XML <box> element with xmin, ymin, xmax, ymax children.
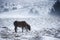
<box><xmin>0</xmin><ymin>16</ymin><xmax>60</xmax><ymax>40</ymax></box>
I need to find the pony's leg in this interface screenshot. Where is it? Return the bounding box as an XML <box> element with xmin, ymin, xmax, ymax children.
<box><xmin>25</xmin><ymin>27</ymin><xmax>28</xmax><ymax>32</ymax></box>
<box><xmin>14</xmin><ymin>26</ymin><xmax>17</xmax><ymax>33</ymax></box>
<box><xmin>26</xmin><ymin>29</ymin><xmax>28</xmax><ymax>32</ymax></box>
<box><xmin>22</xmin><ymin>27</ymin><xmax>23</xmax><ymax>32</ymax></box>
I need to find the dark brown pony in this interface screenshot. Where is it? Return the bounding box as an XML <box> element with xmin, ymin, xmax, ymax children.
<box><xmin>14</xmin><ymin>21</ymin><xmax>31</xmax><ymax>32</ymax></box>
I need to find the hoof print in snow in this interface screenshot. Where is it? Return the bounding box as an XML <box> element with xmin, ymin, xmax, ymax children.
<box><xmin>5</xmin><ymin>3</ymin><xmax>8</xmax><ymax>6</ymax></box>
<box><xmin>1</xmin><ymin>36</ymin><xmax>8</xmax><ymax>39</ymax></box>
<box><xmin>54</xmin><ymin>33</ymin><xmax>60</xmax><ymax>38</ymax></box>
<box><xmin>2</xmin><ymin>27</ymin><xmax>7</xmax><ymax>28</ymax></box>
<box><xmin>12</xmin><ymin>4</ymin><xmax>15</xmax><ymax>6</ymax></box>
<box><xmin>3</xmin><ymin>8</ymin><xmax>9</xmax><ymax>12</ymax></box>
<box><xmin>12</xmin><ymin>7</ymin><xmax>17</xmax><ymax>10</ymax></box>
<box><xmin>15</xmin><ymin>35</ymin><xmax>20</xmax><ymax>37</ymax></box>
<box><xmin>0</xmin><ymin>5</ymin><xmax>4</xmax><ymax>8</ymax></box>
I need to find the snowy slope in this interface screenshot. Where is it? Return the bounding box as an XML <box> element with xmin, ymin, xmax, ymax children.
<box><xmin>0</xmin><ymin>15</ymin><xmax>60</xmax><ymax>40</ymax></box>
<box><xmin>0</xmin><ymin>0</ymin><xmax>56</xmax><ymax>17</ymax></box>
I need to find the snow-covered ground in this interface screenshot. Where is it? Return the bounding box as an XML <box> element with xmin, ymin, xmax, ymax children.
<box><xmin>0</xmin><ymin>16</ymin><xmax>60</xmax><ymax>40</ymax></box>
<box><xmin>0</xmin><ymin>0</ymin><xmax>60</xmax><ymax>40</ymax></box>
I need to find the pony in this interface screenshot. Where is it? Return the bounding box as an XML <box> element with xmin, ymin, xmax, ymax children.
<box><xmin>14</xmin><ymin>21</ymin><xmax>31</xmax><ymax>32</ymax></box>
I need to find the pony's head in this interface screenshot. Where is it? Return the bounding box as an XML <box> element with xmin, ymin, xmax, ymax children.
<box><xmin>27</xmin><ymin>24</ymin><xmax>31</xmax><ymax>31</ymax></box>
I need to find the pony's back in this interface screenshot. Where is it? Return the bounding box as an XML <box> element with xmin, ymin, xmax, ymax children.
<box><xmin>14</xmin><ymin>21</ymin><xmax>27</xmax><ymax>26</ymax></box>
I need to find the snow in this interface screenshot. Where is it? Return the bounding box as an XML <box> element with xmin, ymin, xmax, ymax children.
<box><xmin>42</xmin><ymin>36</ymin><xmax>60</xmax><ymax>40</ymax></box>
<box><xmin>0</xmin><ymin>0</ymin><xmax>56</xmax><ymax>18</ymax></box>
<box><xmin>0</xmin><ymin>15</ymin><xmax>60</xmax><ymax>40</ymax></box>
<box><xmin>0</xmin><ymin>0</ymin><xmax>60</xmax><ymax>40</ymax></box>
